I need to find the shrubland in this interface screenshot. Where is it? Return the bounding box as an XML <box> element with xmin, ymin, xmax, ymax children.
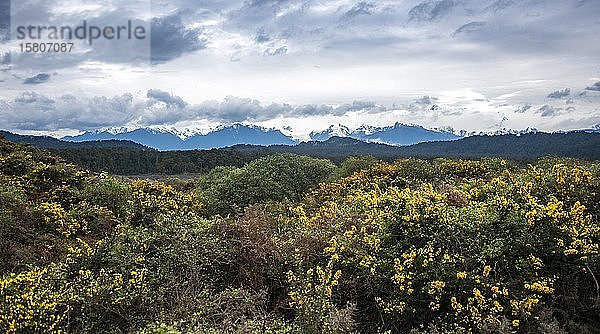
<box><xmin>0</xmin><ymin>138</ymin><xmax>598</xmax><ymax>333</ymax></box>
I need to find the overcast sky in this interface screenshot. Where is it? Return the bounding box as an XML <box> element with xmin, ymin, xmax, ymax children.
<box><xmin>1</xmin><ymin>0</ymin><xmax>599</xmax><ymax>139</ymax></box>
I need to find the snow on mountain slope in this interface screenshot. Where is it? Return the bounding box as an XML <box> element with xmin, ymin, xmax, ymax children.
<box><xmin>63</xmin><ymin>124</ymin><xmax>297</xmax><ymax>151</ymax></box>
<box><xmin>310</xmin><ymin>122</ymin><xmax>460</xmax><ymax>146</ymax></box>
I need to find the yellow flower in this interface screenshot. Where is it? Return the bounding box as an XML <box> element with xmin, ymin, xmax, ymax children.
<box><xmin>512</xmin><ymin>320</ymin><xmax>520</xmax><ymax>327</ymax></box>
<box><xmin>430</xmin><ymin>280</ymin><xmax>446</xmax><ymax>291</ymax></box>
<box><xmin>483</xmin><ymin>265</ymin><xmax>491</xmax><ymax>277</ymax></box>
<box><xmin>451</xmin><ymin>297</ymin><xmax>463</xmax><ymax>313</ymax></box>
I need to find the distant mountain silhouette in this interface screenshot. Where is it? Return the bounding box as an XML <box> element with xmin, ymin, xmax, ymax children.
<box><xmin>62</xmin><ymin>124</ymin><xmax>297</xmax><ymax>150</ymax></box>
<box><xmin>0</xmin><ymin>130</ymin><xmax>151</xmax><ymax>150</ymax></box>
<box><xmin>61</xmin><ymin>123</ymin><xmax>458</xmax><ymax>150</ymax></box>
<box><xmin>398</xmin><ymin>131</ymin><xmax>600</xmax><ymax>160</ymax></box>
<box><xmin>63</xmin><ymin>128</ymin><xmax>180</xmax><ymax>150</ymax></box>
<box><xmin>252</xmin><ymin>132</ymin><xmax>600</xmax><ymax>160</ymax></box>
<box><xmin>234</xmin><ymin>136</ymin><xmax>403</xmax><ymax>158</ymax></box>
<box><xmin>3</xmin><ymin>130</ymin><xmax>600</xmax><ymax>175</ymax></box>
<box><xmin>310</xmin><ymin>122</ymin><xmax>459</xmax><ymax>145</ymax></box>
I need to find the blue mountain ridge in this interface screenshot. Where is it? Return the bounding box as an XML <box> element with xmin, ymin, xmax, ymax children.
<box><xmin>62</xmin><ymin>124</ymin><xmax>298</xmax><ymax>151</ymax></box>
<box><xmin>62</xmin><ymin>123</ymin><xmax>461</xmax><ymax>151</ymax></box>
<box><xmin>310</xmin><ymin>122</ymin><xmax>460</xmax><ymax>146</ymax></box>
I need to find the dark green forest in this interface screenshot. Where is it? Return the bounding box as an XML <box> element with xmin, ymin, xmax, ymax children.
<box><xmin>4</xmin><ymin>131</ymin><xmax>600</xmax><ymax>175</ymax></box>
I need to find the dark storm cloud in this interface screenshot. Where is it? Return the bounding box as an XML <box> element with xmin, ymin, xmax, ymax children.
<box><xmin>3</xmin><ymin>1</ymin><xmax>155</xmax><ymax>70</ymax></box>
<box><xmin>6</xmin><ymin>0</ymin><xmax>600</xmax><ymax>70</ymax></box>
<box><xmin>1</xmin><ymin>0</ymin><xmax>11</xmax><ymax>62</ymax></box>
<box><xmin>3</xmin><ymin>2</ymin><xmax>214</xmax><ymax>69</ymax></box>
<box><xmin>209</xmin><ymin>0</ymin><xmax>600</xmax><ymax>66</ymax></box>
<box><xmin>151</xmin><ymin>13</ymin><xmax>207</xmax><ymax>63</ymax></box>
<box><xmin>0</xmin><ymin>0</ymin><xmax>9</xmax><ymax>42</ymax></box>
<box><xmin>23</xmin><ymin>73</ymin><xmax>50</xmax><ymax>84</ymax></box>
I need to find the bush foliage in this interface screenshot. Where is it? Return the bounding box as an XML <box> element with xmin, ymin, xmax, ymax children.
<box><xmin>196</xmin><ymin>154</ymin><xmax>336</xmax><ymax>215</ymax></box>
<box><xmin>0</xmin><ymin>138</ymin><xmax>599</xmax><ymax>333</ymax></box>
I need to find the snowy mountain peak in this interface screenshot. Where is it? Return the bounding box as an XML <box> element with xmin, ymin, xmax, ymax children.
<box><xmin>466</xmin><ymin>127</ymin><xmax>540</xmax><ymax>137</ymax></box>
<box><xmin>392</xmin><ymin>122</ymin><xmax>426</xmax><ymax>130</ymax></box>
<box><xmin>105</xmin><ymin>127</ymin><xmax>134</xmax><ymax>135</ymax></box>
<box><xmin>354</xmin><ymin>124</ymin><xmax>378</xmax><ymax>135</ymax></box>
<box><xmin>213</xmin><ymin>123</ymin><xmax>272</xmax><ymax>133</ymax></box>
<box><xmin>326</xmin><ymin>124</ymin><xmax>351</xmax><ymax>137</ymax></box>
<box><xmin>309</xmin><ymin>124</ymin><xmax>351</xmax><ymax>141</ymax></box>
<box><xmin>309</xmin><ymin>122</ymin><xmax>460</xmax><ymax>146</ymax></box>
<box><xmin>63</xmin><ymin>124</ymin><xmax>297</xmax><ymax>151</ymax></box>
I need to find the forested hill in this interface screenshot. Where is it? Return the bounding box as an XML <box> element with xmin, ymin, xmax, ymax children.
<box><xmin>0</xmin><ymin>130</ymin><xmax>151</xmax><ymax>150</ymax></box>
<box><xmin>3</xmin><ymin>131</ymin><xmax>600</xmax><ymax>174</ymax></box>
<box><xmin>398</xmin><ymin>131</ymin><xmax>600</xmax><ymax>159</ymax></box>
<box><xmin>51</xmin><ymin>147</ymin><xmax>270</xmax><ymax>175</ymax></box>
<box><xmin>233</xmin><ymin>136</ymin><xmax>403</xmax><ymax>158</ymax></box>
<box><xmin>254</xmin><ymin>132</ymin><xmax>600</xmax><ymax>160</ymax></box>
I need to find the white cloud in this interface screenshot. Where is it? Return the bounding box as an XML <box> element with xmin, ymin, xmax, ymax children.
<box><xmin>1</xmin><ymin>0</ymin><xmax>599</xmax><ymax>134</ymax></box>
<box><xmin>1</xmin><ymin>87</ymin><xmax>599</xmax><ymax>139</ymax></box>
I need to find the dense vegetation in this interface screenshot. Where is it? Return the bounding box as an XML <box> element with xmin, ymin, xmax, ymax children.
<box><xmin>196</xmin><ymin>154</ymin><xmax>337</xmax><ymax>215</ymax></box>
<box><xmin>0</xmin><ymin>131</ymin><xmax>150</xmax><ymax>150</ymax></box>
<box><xmin>1</xmin><ymin>137</ymin><xmax>599</xmax><ymax>333</ymax></box>
<box><xmin>49</xmin><ymin>146</ymin><xmax>270</xmax><ymax>175</ymax></box>
<box><xmin>4</xmin><ymin>131</ymin><xmax>600</xmax><ymax>175</ymax></box>
<box><xmin>398</xmin><ymin>132</ymin><xmax>600</xmax><ymax>160</ymax></box>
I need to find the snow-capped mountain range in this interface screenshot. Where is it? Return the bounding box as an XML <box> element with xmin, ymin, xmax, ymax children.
<box><xmin>62</xmin><ymin>124</ymin><xmax>297</xmax><ymax>151</ymax></box>
<box><xmin>309</xmin><ymin>123</ymin><xmax>460</xmax><ymax>146</ymax></box>
<box><xmin>60</xmin><ymin>122</ymin><xmax>553</xmax><ymax>151</ymax></box>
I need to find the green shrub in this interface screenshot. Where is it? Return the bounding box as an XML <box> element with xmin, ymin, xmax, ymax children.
<box><xmin>0</xmin><ymin>179</ymin><xmax>30</xmax><ymax>271</ymax></box>
<box><xmin>197</xmin><ymin>154</ymin><xmax>336</xmax><ymax>215</ymax></box>
<box><xmin>282</xmin><ymin>159</ymin><xmax>600</xmax><ymax>333</ymax></box>
<box><xmin>83</xmin><ymin>175</ymin><xmax>132</xmax><ymax>218</ymax></box>
<box><xmin>333</xmin><ymin>156</ymin><xmax>379</xmax><ymax>179</ymax></box>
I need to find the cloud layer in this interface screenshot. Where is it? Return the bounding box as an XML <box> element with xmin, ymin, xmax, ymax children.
<box><xmin>3</xmin><ymin>0</ymin><xmax>599</xmax><ymax>70</ymax></box>
<box><xmin>1</xmin><ymin>0</ymin><xmax>599</xmax><ymax>136</ymax></box>
<box><xmin>2</xmin><ymin>86</ymin><xmax>599</xmax><ymax>139</ymax></box>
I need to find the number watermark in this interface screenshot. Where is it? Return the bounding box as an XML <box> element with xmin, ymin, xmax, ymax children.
<box><xmin>19</xmin><ymin>42</ymin><xmax>75</xmax><ymax>53</ymax></box>
<box><xmin>3</xmin><ymin>0</ymin><xmax>152</xmax><ymax>68</ymax></box>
